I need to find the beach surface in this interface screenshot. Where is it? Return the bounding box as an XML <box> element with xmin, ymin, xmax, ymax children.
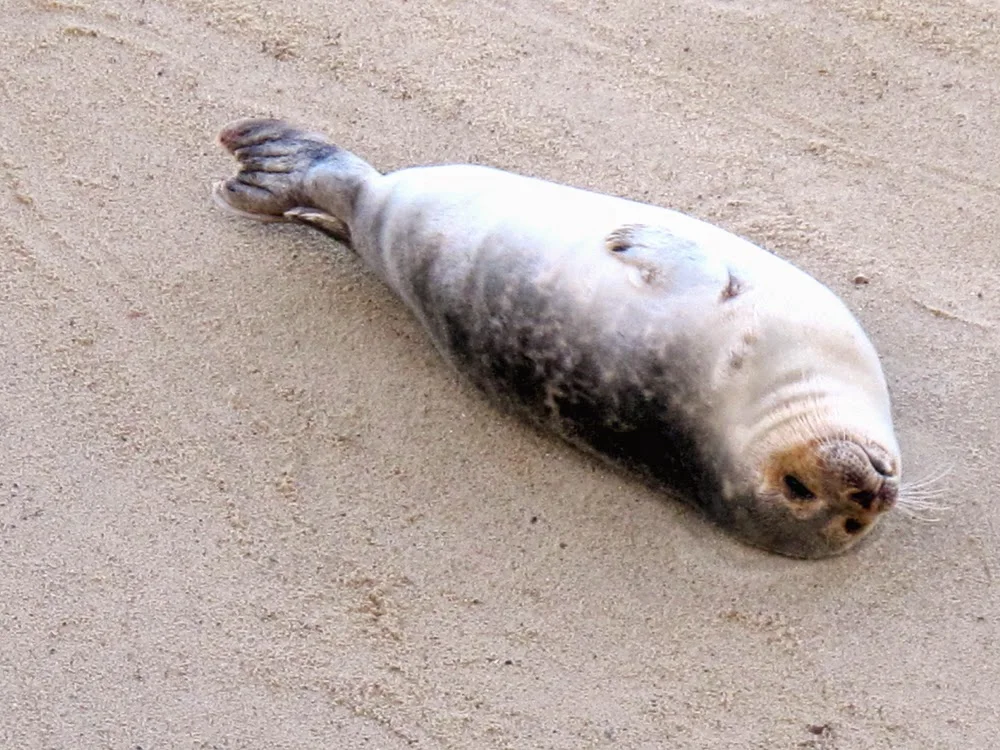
<box><xmin>2</xmin><ymin>0</ymin><xmax>998</xmax><ymax>747</ymax></box>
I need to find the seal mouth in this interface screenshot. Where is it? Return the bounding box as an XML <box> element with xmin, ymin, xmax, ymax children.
<box><xmin>843</xmin><ymin>518</ymin><xmax>866</xmax><ymax>534</ymax></box>
<box><xmin>848</xmin><ymin>481</ymin><xmax>897</xmax><ymax>512</ymax></box>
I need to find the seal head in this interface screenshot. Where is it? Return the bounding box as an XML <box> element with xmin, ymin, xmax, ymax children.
<box><xmin>720</xmin><ymin>435</ymin><xmax>900</xmax><ymax>558</ymax></box>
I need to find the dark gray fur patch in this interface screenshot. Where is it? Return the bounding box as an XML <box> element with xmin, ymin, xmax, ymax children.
<box><xmin>406</xmin><ymin>250</ymin><xmax>730</xmax><ymax>515</ymax></box>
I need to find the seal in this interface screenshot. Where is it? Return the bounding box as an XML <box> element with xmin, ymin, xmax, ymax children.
<box><xmin>213</xmin><ymin>117</ymin><xmax>902</xmax><ymax>559</ymax></box>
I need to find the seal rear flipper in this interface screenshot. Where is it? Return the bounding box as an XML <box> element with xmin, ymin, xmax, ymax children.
<box><xmin>283</xmin><ymin>207</ymin><xmax>352</xmax><ymax>247</ymax></box>
<box><xmin>214</xmin><ymin>117</ymin><xmax>378</xmax><ymax>228</ymax></box>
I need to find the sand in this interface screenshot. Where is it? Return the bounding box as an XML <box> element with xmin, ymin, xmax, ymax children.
<box><xmin>2</xmin><ymin>0</ymin><xmax>998</xmax><ymax>747</ymax></box>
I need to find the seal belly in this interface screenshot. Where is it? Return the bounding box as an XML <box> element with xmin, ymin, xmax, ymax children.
<box><xmin>352</xmin><ymin>167</ymin><xmax>737</xmax><ymax>507</ymax></box>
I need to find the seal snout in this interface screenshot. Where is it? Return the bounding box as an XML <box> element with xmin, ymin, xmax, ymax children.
<box><xmin>818</xmin><ymin>440</ymin><xmax>898</xmax><ymax>513</ymax></box>
<box><xmin>848</xmin><ymin>479</ymin><xmax>898</xmax><ymax>513</ymax></box>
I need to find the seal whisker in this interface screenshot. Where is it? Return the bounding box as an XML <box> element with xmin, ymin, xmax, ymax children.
<box><xmin>896</xmin><ymin>500</ymin><xmax>950</xmax><ymax>519</ymax></box>
<box><xmin>898</xmin><ymin>487</ymin><xmax>949</xmax><ymax>499</ymax></box>
<box><xmin>895</xmin><ymin>506</ymin><xmax>945</xmax><ymax>523</ymax></box>
<box><xmin>897</xmin><ymin>465</ymin><xmax>954</xmax><ymax>523</ymax></box>
<box><xmin>901</xmin><ymin>464</ymin><xmax>954</xmax><ymax>491</ymax></box>
<box><xmin>896</xmin><ymin>482</ymin><xmax>954</xmax><ymax>522</ymax></box>
<box><xmin>898</xmin><ymin>489</ymin><xmax>951</xmax><ymax>503</ymax></box>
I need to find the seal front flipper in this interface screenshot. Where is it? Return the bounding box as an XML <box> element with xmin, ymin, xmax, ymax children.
<box><xmin>605</xmin><ymin>223</ymin><xmax>744</xmax><ymax>299</ymax></box>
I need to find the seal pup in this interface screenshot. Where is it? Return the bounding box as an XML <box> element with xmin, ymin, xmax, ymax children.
<box><xmin>213</xmin><ymin>118</ymin><xmax>901</xmax><ymax>559</ymax></box>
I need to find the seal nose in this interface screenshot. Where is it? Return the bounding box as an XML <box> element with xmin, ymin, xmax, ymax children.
<box><xmin>848</xmin><ymin>448</ymin><xmax>899</xmax><ymax>512</ymax></box>
<box><xmin>816</xmin><ymin>440</ymin><xmax>898</xmax><ymax>513</ymax></box>
<box><xmin>861</xmin><ymin>444</ymin><xmax>896</xmax><ymax>479</ymax></box>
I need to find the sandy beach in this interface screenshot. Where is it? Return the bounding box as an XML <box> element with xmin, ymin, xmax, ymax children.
<box><xmin>2</xmin><ymin>0</ymin><xmax>998</xmax><ymax>747</ymax></box>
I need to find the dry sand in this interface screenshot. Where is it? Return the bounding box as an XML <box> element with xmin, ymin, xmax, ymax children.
<box><xmin>2</xmin><ymin>0</ymin><xmax>998</xmax><ymax>747</ymax></box>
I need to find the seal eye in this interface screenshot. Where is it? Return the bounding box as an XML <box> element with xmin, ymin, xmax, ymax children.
<box><xmin>783</xmin><ymin>474</ymin><xmax>815</xmax><ymax>500</ymax></box>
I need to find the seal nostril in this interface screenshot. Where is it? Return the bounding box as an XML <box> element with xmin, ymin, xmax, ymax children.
<box><xmin>844</xmin><ymin>518</ymin><xmax>864</xmax><ymax>534</ymax></box>
<box><xmin>850</xmin><ymin>489</ymin><xmax>876</xmax><ymax>509</ymax></box>
<box><xmin>861</xmin><ymin>447</ymin><xmax>894</xmax><ymax>477</ymax></box>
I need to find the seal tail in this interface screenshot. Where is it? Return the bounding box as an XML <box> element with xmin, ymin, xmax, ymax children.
<box><xmin>213</xmin><ymin>118</ymin><xmax>380</xmax><ymax>248</ymax></box>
